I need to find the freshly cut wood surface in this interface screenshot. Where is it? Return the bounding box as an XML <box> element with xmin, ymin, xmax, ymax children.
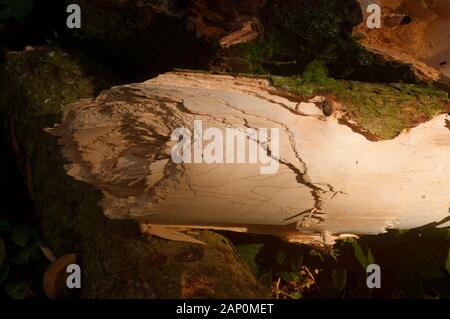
<box><xmin>49</xmin><ymin>71</ymin><xmax>450</xmax><ymax>243</ymax></box>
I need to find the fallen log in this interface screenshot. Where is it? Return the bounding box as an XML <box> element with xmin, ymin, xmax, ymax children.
<box><xmin>47</xmin><ymin>71</ymin><xmax>450</xmax><ymax>245</ymax></box>
<box><xmin>354</xmin><ymin>0</ymin><xmax>450</xmax><ymax>86</ymax></box>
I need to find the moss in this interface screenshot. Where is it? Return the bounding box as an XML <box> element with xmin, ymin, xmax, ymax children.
<box><xmin>272</xmin><ymin>75</ymin><xmax>449</xmax><ymax>139</ymax></box>
<box><xmin>0</xmin><ymin>45</ymin><xmax>118</xmax><ymax>255</ymax></box>
<box><xmin>300</xmin><ymin>60</ymin><xmax>330</xmax><ymax>84</ymax></box>
<box><xmin>235</xmin><ymin>244</ymin><xmax>265</xmax><ymax>275</ymax></box>
<box><xmin>237</xmin><ymin>32</ymin><xmax>289</xmax><ymax>74</ymax></box>
<box><xmin>79</xmin><ymin>221</ymin><xmax>270</xmax><ymax>298</ymax></box>
<box><xmin>231</xmin><ymin>0</ymin><xmax>418</xmax><ymax>82</ymax></box>
<box><xmin>2</xmin><ymin>46</ymin><xmax>114</xmax><ymax>116</ymax></box>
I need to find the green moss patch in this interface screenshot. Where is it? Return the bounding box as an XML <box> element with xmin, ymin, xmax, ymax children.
<box><xmin>1</xmin><ymin>46</ymin><xmax>116</xmax><ymax>117</ymax></box>
<box><xmin>271</xmin><ymin>74</ymin><xmax>449</xmax><ymax>140</ymax></box>
<box><xmin>0</xmin><ymin>45</ymin><xmax>118</xmax><ymax>255</ymax></box>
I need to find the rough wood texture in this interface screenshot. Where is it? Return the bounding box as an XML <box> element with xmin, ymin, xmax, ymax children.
<box><xmin>49</xmin><ymin>71</ymin><xmax>450</xmax><ymax>245</ymax></box>
<box><xmin>355</xmin><ymin>0</ymin><xmax>450</xmax><ymax>84</ymax></box>
<box><xmin>0</xmin><ymin>47</ymin><xmax>270</xmax><ymax>298</ymax></box>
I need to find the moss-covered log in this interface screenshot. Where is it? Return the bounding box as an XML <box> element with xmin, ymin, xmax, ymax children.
<box><xmin>0</xmin><ymin>45</ymin><xmax>270</xmax><ymax>298</ymax></box>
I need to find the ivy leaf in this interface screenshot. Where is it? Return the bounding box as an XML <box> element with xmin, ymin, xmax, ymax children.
<box><xmin>11</xmin><ymin>225</ymin><xmax>30</xmax><ymax>247</ymax></box>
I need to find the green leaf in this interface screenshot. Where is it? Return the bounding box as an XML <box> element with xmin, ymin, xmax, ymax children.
<box><xmin>290</xmin><ymin>291</ymin><xmax>302</xmax><ymax>299</ymax></box>
<box><xmin>235</xmin><ymin>244</ymin><xmax>264</xmax><ymax>275</ymax></box>
<box><xmin>332</xmin><ymin>269</ymin><xmax>347</xmax><ymax>291</ymax></box>
<box><xmin>0</xmin><ymin>238</ymin><xmax>5</xmax><ymax>266</ymax></box>
<box><xmin>5</xmin><ymin>281</ymin><xmax>30</xmax><ymax>299</ymax></box>
<box><xmin>11</xmin><ymin>225</ymin><xmax>30</xmax><ymax>247</ymax></box>
<box><xmin>0</xmin><ymin>263</ymin><xmax>9</xmax><ymax>284</ymax></box>
<box><xmin>352</xmin><ymin>241</ymin><xmax>370</xmax><ymax>271</ymax></box>
<box><xmin>367</xmin><ymin>248</ymin><xmax>375</xmax><ymax>265</ymax></box>
<box><xmin>279</xmin><ymin>271</ymin><xmax>301</xmax><ymax>282</ymax></box>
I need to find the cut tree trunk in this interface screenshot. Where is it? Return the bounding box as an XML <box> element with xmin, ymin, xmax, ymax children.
<box><xmin>48</xmin><ymin>71</ymin><xmax>450</xmax><ymax>245</ymax></box>
<box><xmin>0</xmin><ymin>47</ymin><xmax>270</xmax><ymax>298</ymax></box>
